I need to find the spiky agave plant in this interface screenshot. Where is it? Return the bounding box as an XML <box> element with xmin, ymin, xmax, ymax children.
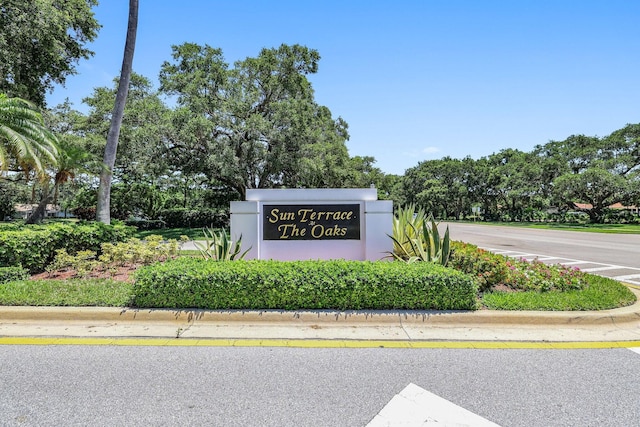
<box><xmin>195</xmin><ymin>228</ymin><xmax>251</xmax><ymax>261</ymax></box>
<box><xmin>388</xmin><ymin>204</ymin><xmax>451</xmax><ymax>266</ymax></box>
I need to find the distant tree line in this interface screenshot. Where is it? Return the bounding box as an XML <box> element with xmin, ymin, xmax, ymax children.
<box><xmin>396</xmin><ymin>125</ymin><xmax>640</xmax><ymax>223</ymax></box>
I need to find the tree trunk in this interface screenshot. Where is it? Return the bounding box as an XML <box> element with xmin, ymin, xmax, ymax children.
<box><xmin>26</xmin><ymin>192</ymin><xmax>51</xmax><ymax>224</ymax></box>
<box><xmin>96</xmin><ymin>0</ymin><xmax>138</xmax><ymax>224</ymax></box>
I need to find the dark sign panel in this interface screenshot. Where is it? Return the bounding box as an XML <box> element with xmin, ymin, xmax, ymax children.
<box><xmin>263</xmin><ymin>204</ymin><xmax>361</xmax><ymax>240</ymax></box>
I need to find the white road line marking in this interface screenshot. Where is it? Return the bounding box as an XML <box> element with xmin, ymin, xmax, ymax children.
<box><xmin>367</xmin><ymin>383</ymin><xmax>501</xmax><ymax>427</ymax></box>
<box><xmin>629</xmin><ymin>348</ymin><xmax>640</xmax><ymax>355</ymax></box>
<box><xmin>614</xmin><ymin>274</ymin><xmax>640</xmax><ymax>281</ymax></box>
<box><xmin>581</xmin><ymin>266</ymin><xmax>625</xmax><ymax>272</ymax></box>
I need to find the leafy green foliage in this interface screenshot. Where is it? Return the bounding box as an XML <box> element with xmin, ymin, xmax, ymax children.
<box><xmin>98</xmin><ymin>235</ymin><xmax>185</xmax><ymax>266</ymax></box>
<box><xmin>545</xmin><ymin>127</ymin><xmax>640</xmax><ymax>223</ymax></box>
<box><xmin>133</xmin><ymin>227</ymin><xmax>204</xmax><ymax>240</ymax></box>
<box><xmin>81</xmin><ymin>73</ymin><xmax>172</xmax><ymax>218</ymax></box>
<box><xmin>195</xmin><ymin>228</ymin><xmax>250</xmax><ymax>261</ymax></box>
<box><xmin>159</xmin><ymin>43</ymin><xmax>352</xmax><ymax>198</ymax></box>
<box><xmin>0</xmin><ymin>266</ymin><xmax>28</xmax><ymax>283</ymax></box>
<box><xmin>0</xmin><ymin>184</ymin><xmax>16</xmax><ymax>219</ymax></box>
<box><xmin>0</xmin><ymin>222</ymin><xmax>134</xmax><ymax>272</ymax></box>
<box><xmin>124</xmin><ymin>219</ymin><xmax>166</xmax><ymax>230</ymax></box>
<box><xmin>399</xmin><ymin>157</ymin><xmax>476</xmax><ymax>220</ymax></box>
<box><xmin>389</xmin><ymin>204</ymin><xmax>450</xmax><ymax>265</ymax></box>
<box><xmin>502</xmin><ymin>259</ymin><xmax>586</xmax><ymax>292</ymax></box>
<box><xmin>46</xmin><ymin>249</ymin><xmax>98</xmax><ymax>278</ymax></box>
<box><xmin>0</xmin><ymin>94</ymin><xmax>59</xmax><ymax>172</ymax></box>
<box><xmin>449</xmin><ymin>241</ymin><xmax>587</xmax><ymax>293</ymax></box>
<box><xmin>132</xmin><ymin>259</ymin><xmax>478</xmax><ymax>310</ymax></box>
<box><xmin>0</xmin><ymin>0</ymin><xmax>100</xmax><ymax>106</ymax></box>
<box><xmin>46</xmin><ymin>235</ymin><xmax>186</xmax><ymax>278</ymax></box>
<box><xmin>448</xmin><ymin>242</ymin><xmax>511</xmax><ymax>292</ymax></box>
<box><xmin>158</xmin><ymin>208</ymin><xmax>229</xmax><ymax>229</ymax></box>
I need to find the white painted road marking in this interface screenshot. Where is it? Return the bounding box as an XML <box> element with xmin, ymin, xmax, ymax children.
<box><xmin>630</xmin><ymin>348</ymin><xmax>640</xmax><ymax>355</ymax></box>
<box><xmin>581</xmin><ymin>266</ymin><xmax>623</xmax><ymax>272</ymax></box>
<box><xmin>367</xmin><ymin>383</ymin><xmax>501</xmax><ymax>427</ymax></box>
<box><xmin>615</xmin><ymin>274</ymin><xmax>640</xmax><ymax>281</ymax></box>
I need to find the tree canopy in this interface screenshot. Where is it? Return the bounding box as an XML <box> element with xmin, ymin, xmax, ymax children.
<box><xmin>546</xmin><ymin>127</ymin><xmax>640</xmax><ymax>222</ymax></box>
<box><xmin>0</xmin><ymin>0</ymin><xmax>100</xmax><ymax>106</ymax></box>
<box><xmin>159</xmin><ymin>43</ymin><xmax>351</xmax><ymax>199</ymax></box>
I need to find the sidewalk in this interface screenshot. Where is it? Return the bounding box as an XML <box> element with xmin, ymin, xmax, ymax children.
<box><xmin>1</xmin><ymin>288</ymin><xmax>639</xmax><ymax>344</ymax></box>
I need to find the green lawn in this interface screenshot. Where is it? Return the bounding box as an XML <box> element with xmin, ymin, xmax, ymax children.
<box><xmin>460</xmin><ymin>221</ymin><xmax>640</xmax><ymax>234</ymax></box>
<box><xmin>0</xmin><ymin>279</ymin><xmax>133</xmax><ymax>307</ymax></box>
<box><xmin>133</xmin><ymin>227</ymin><xmax>214</xmax><ymax>240</ymax></box>
<box><xmin>482</xmin><ymin>276</ymin><xmax>637</xmax><ymax>310</ymax></box>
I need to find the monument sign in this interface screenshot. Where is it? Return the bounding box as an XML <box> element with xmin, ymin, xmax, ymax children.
<box><xmin>230</xmin><ymin>188</ymin><xmax>392</xmax><ymax>261</ymax></box>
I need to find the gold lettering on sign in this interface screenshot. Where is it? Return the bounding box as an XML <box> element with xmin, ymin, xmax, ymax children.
<box><xmin>263</xmin><ymin>204</ymin><xmax>360</xmax><ymax>240</ymax></box>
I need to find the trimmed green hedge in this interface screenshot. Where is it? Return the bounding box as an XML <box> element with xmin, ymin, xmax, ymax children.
<box><xmin>449</xmin><ymin>241</ymin><xmax>510</xmax><ymax>292</ymax></box>
<box><xmin>0</xmin><ymin>266</ymin><xmax>29</xmax><ymax>284</ymax></box>
<box><xmin>158</xmin><ymin>208</ymin><xmax>229</xmax><ymax>229</ymax></box>
<box><xmin>132</xmin><ymin>259</ymin><xmax>478</xmax><ymax>310</ymax></box>
<box><xmin>0</xmin><ymin>222</ymin><xmax>135</xmax><ymax>272</ymax></box>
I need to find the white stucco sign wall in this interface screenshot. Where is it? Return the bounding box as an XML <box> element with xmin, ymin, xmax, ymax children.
<box><xmin>230</xmin><ymin>188</ymin><xmax>392</xmax><ymax>261</ymax></box>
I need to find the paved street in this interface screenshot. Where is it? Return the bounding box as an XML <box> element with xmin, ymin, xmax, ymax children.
<box><xmin>1</xmin><ymin>345</ymin><xmax>640</xmax><ymax>426</ymax></box>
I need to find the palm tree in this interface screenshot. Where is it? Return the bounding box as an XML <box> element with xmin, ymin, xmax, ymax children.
<box><xmin>0</xmin><ymin>94</ymin><xmax>58</xmax><ymax>174</ymax></box>
<box><xmin>25</xmin><ymin>137</ymin><xmax>100</xmax><ymax>224</ymax></box>
<box><xmin>96</xmin><ymin>0</ymin><xmax>138</xmax><ymax>224</ymax></box>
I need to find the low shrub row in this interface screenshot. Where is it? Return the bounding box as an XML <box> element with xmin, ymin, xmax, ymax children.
<box><xmin>124</xmin><ymin>219</ymin><xmax>167</xmax><ymax>230</ymax></box>
<box><xmin>157</xmin><ymin>208</ymin><xmax>229</xmax><ymax>229</ymax></box>
<box><xmin>0</xmin><ymin>266</ymin><xmax>29</xmax><ymax>284</ymax></box>
<box><xmin>0</xmin><ymin>222</ymin><xmax>135</xmax><ymax>272</ymax></box>
<box><xmin>448</xmin><ymin>241</ymin><xmax>588</xmax><ymax>292</ymax></box>
<box><xmin>449</xmin><ymin>241</ymin><xmax>509</xmax><ymax>292</ymax></box>
<box><xmin>132</xmin><ymin>258</ymin><xmax>478</xmax><ymax>310</ymax></box>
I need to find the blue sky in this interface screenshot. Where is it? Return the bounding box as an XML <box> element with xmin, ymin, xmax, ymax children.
<box><xmin>47</xmin><ymin>0</ymin><xmax>640</xmax><ymax>175</ymax></box>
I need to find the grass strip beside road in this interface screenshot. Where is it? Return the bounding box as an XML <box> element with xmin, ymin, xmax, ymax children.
<box><xmin>0</xmin><ymin>279</ymin><xmax>132</xmax><ymax>307</ymax></box>
<box><xmin>482</xmin><ymin>276</ymin><xmax>636</xmax><ymax>311</ymax></box>
<box><xmin>460</xmin><ymin>221</ymin><xmax>640</xmax><ymax>234</ymax></box>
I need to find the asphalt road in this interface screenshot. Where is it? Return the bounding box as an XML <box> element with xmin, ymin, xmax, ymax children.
<box><xmin>445</xmin><ymin>222</ymin><xmax>640</xmax><ymax>269</ymax></box>
<box><xmin>1</xmin><ymin>345</ymin><xmax>639</xmax><ymax>426</ymax></box>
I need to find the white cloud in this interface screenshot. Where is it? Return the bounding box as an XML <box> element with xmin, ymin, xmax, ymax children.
<box><xmin>422</xmin><ymin>146</ymin><xmax>441</xmax><ymax>154</ymax></box>
<box><xmin>401</xmin><ymin>146</ymin><xmax>442</xmax><ymax>161</ymax></box>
